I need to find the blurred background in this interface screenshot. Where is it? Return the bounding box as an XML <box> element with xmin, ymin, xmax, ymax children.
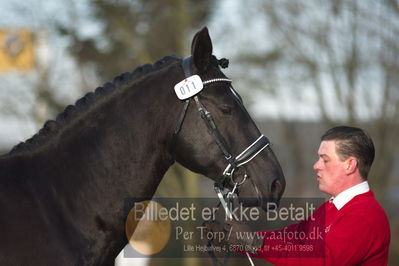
<box><xmin>0</xmin><ymin>0</ymin><xmax>398</xmax><ymax>265</ymax></box>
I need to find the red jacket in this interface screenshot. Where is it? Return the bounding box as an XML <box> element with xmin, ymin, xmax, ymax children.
<box><xmin>253</xmin><ymin>191</ymin><xmax>390</xmax><ymax>265</ymax></box>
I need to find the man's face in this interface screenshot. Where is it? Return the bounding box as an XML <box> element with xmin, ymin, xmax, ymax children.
<box><xmin>313</xmin><ymin>140</ymin><xmax>347</xmax><ymax>196</ymax></box>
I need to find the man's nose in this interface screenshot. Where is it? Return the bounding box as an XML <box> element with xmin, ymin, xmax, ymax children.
<box><xmin>313</xmin><ymin>160</ymin><xmax>320</xmax><ymax>171</ymax></box>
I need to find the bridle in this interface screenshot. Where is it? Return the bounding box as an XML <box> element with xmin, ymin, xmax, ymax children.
<box><xmin>172</xmin><ymin>56</ymin><xmax>269</xmax><ymax>266</ymax></box>
<box><xmin>173</xmin><ymin>56</ymin><xmax>270</xmax><ymax>191</ymax></box>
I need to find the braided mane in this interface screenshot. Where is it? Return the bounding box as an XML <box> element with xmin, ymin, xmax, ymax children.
<box><xmin>8</xmin><ymin>56</ymin><xmax>180</xmax><ymax>154</ymax></box>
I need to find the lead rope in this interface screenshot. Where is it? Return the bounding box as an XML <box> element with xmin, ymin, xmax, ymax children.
<box><xmin>214</xmin><ymin>184</ymin><xmax>255</xmax><ymax>266</ymax></box>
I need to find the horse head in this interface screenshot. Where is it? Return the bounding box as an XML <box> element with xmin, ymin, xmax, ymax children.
<box><xmin>173</xmin><ymin>28</ymin><xmax>285</xmax><ymax>211</ymax></box>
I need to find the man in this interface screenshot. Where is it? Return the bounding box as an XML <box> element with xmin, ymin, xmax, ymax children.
<box><xmin>206</xmin><ymin>126</ymin><xmax>390</xmax><ymax>265</ymax></box>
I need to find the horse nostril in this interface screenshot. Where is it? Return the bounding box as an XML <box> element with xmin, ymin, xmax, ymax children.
<box><xmin>271</xmin><ymin>179</ymin><xmax>278</xmax><ymax>193</ymax></box>
<box><xmin>267</xmin><ymin>202</ymin><xmax>277</xmax><ymax>211</ymax></box>
<box><xmin>271</xmin><ymin>179</ymin><xmax>283</xmax><ymax>201</ymax></box>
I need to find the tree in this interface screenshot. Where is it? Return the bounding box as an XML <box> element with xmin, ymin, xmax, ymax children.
<box><xmin>59</xmin><ymin>0</ymin><xmax>213</xmax><ymax>81</ymax></box>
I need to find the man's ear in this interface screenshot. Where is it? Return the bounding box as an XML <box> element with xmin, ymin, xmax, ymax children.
<box><xmin>345</xmin><ymin>157</ymin><xmax>358</xmax><ymax>175</ymax></box>
<box><xmin>191</xmin><ymin>27</ymin><xmax>213</xmax><ymax>73</ymax></box>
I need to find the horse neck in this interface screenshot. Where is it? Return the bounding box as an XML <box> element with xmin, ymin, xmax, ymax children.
<box><xmin>41</xmin><ymin>66</ymin><xmax>181</xmax><ymax>198</ymax></box>
<box><xmin>4</xmin><ymin>61</ymin><xmax>184</xmax><ymax>261</ymax></box>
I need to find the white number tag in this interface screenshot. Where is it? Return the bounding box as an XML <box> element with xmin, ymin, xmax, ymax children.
<box><xmin>174</xmin><ymin>75</ymin><xmax>204</xmax><ymax>100</ymax></box>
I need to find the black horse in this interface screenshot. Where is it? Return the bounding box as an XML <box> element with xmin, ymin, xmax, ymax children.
<box><xmin>0</xmin><ymin>27</ymin><xmax>285</xmax><ymax>265</ymax></box>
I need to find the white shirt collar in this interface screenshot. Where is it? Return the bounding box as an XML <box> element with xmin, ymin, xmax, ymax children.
<box><xmin>329</xmin><ymin>181</ymin><xmax>370</xmax><ymax>210</ymax></box>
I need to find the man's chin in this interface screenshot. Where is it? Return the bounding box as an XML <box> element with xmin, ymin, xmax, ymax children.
<box><xmin>318</xmin><ymin>184</ymin><xmax>326</xmax><ymax>193</ymax></box>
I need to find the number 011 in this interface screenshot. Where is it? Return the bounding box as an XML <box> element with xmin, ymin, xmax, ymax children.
<box><xmin>174</xmin><ymin>75</ymin><xmax>204</xmax><ymax>100</ymax></box>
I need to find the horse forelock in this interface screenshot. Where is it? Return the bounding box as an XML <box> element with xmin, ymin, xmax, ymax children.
<box><xmin>7</xmin><ymin>56</ymin><xmax>180</xmax><ymax>155</ymax></box>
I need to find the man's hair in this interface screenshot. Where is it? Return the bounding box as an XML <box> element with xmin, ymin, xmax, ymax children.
<box><xmin>321</xmin><ymin>126</ymin><xmax>375</xmax><ymax>179</ymax></box>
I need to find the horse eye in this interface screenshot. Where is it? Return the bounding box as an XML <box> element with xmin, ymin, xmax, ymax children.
<box><xmin>220</xmin><ymin>105</ymin><xmax>232</xmax><ymax>115</ymax></box>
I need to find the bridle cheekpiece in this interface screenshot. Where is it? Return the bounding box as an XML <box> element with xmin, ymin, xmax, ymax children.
<box><xmin>173</xmin><ymin>56</ymin><xmax>270</xmax><ymax>190</ymax></box>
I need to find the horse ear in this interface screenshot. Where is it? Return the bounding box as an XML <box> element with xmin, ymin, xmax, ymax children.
<box><xmin>191</xmin><ymin>27</ymin><xmax>213</xmax><ymax>73</ymax></box>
